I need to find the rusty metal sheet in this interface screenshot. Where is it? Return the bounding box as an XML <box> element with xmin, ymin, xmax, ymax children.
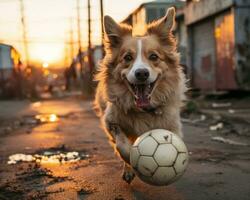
<box><xmin>215</xmin><ymin>11</ymin><xmax>238</xmax><ymax>89</ymax></box>
<box><xmin>192</xmin><ymin>20</ymin><xmax>216</xmax><ymax>90</ymax></box>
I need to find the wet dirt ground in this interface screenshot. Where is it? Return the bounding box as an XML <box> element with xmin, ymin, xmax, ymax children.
<box><xmin>0</xmin><ymin>97</ymin><xmax>250</xmax><ymax>200</ymax></box>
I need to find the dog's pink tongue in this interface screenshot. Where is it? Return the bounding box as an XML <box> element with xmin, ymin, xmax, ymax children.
<box><xmin>135</xmin><ymin>86</ymin><xmax>150</xmax><ymax>108</ymax></box>
<box><xmin>136</xmin><ymin>97</ymin><xmax>150</xmax><ymax>108</ymax></box>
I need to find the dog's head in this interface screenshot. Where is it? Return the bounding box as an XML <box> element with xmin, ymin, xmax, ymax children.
<box><xmin>100</xmin><ymin>7</ymin><xmax>184</xmax><ymax>111</ymax></box>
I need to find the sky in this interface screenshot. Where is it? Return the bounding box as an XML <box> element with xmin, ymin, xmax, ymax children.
<box><xmin>0</xmin><ymin>0</ymin><xmax>151</xmax><ymax>67</ymax></box>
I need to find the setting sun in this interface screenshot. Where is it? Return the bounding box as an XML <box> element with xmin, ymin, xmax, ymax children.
<box><xmin>0</xmin><ymin>0</ymin><xmax>147</xmax><ymax>67</ymax></box>
<box><xmin>42</xmin><ymin>62</ymin><xmax>49</xmax><ymax>68</ymax></box>
<box><xmin>29</xmin><ymin>44</ymin><xmax>64</xmax><ymax>64</ymax></box>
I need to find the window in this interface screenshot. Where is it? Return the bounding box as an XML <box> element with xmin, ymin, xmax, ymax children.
<box><xmin>147</xmin><ymin>8</ymin><xmax>157</xmax><ymax>23</ymax></box>
<box><xmin>159</xmin><ymin>8</ymin><xmax>166</xmax><ymax>18</ymax></box>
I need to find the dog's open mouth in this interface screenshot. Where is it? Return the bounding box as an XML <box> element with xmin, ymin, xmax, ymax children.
<box><xmin>125</xmin><ymin>80</ymin><xmax>157</xmax><ymax>109</ymax></box>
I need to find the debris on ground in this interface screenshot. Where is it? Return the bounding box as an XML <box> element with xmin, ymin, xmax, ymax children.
<box><xmin>212</xmin><ymin>102</ymin><xmax>232</xmax><ymax>108</ymax></box>
<box><xmin>209</xmin><ymin>123</ymin><xmax>224</xmax><ymax>131</ymax></box>
<box><xmin>189</xmin><ymin>148</ymin><xmax>227</xmax><ymax>163</ymax></box>
<box><xmin>182</xmin><ymin>114</ymin><xmax>206</xmax><ymax>124</ymax></box>
<box><xmin>228</xmin><ymin>109</ymin><xmax>235</xmax><ymax>114</ymax></box>
<box><xmin>77</xmin><ymin>188</ymin><xmax>93</xmax><ymax>196</ymax></box>
<box><xmin>0</xmin><ymin>165</ymin><xmax>70</xmax><ymax>199</ymax></box>
<box><xmin>7</xmin><ymin>146</ymin><xmax>90</xmax><ymax>165</ymax></box>
<box><xmin>211</xmin><ymin>136</ymin><xmax>249</xmax><ymax>146</ymax></box>
<box><xmin>186</xmin><ymin>101</ymin><xmax>199</xmax><ymax>113</ymax></box>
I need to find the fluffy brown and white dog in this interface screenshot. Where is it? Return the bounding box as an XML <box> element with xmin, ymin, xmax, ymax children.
<box><xmin>94</xmin><ymin>7</ymin><xmax>187</xmax><ymax>184</ymax></box>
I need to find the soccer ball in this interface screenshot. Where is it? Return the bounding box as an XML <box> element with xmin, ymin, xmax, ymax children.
<box><xmin>130</xmin><ymin>129</ymin><xmax>188</xmax><ymax>186</ymax></box>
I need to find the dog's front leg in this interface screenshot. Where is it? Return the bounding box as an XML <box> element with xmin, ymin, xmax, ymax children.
<box><xmin>109</xmin><ymin>123</ymin><xmax>135</xmax><ymax>184</ymax></box>
<box><xmin>109</xmin><ymin>123</ymin><xmax>131</xmax><ymax>164</ymax></box>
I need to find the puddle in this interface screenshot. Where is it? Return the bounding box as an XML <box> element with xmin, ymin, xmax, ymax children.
<box><xmin>7</xmin><ymin>146</ymin><xmax>89</xmax><ymax>165</ymax></box>
<box><xmin>21</xmin><ymin>114</ymin><xmax>59</xmax><ymax>126</ymax></box>
<box><xmin>35</xmin><ymin>114</ymin><xmax>59</xmax><ymax>123</ymax></box>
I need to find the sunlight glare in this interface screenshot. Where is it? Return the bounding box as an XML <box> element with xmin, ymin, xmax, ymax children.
<box><xmin>30</xmin><ymin>44</ymin><xmax>64</xmax><ymax>64</ymax></box>
<box><xmin>42</xmin><ymin>62</ymin><xmax>49</xmax><ymax>68</ymax></box>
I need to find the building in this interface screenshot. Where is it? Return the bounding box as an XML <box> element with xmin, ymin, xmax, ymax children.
<box><xmin>186</xmin><ymin>0</ymin><xmax>250</xmax><ymax>91</ymax></box>
<box><xmin>0</xmin><ymin>43</ymin><xmax>21</xmax><ymax>77</ymax></box>
<box><xmin>122</xmin><ymin>0</ymin><xmax>187</xmax><ymax>65</ymax></box>
<box><xmin>0</xmin><ymin>43</ymin><xmax>23</xmax><ymax>97</ymax></box>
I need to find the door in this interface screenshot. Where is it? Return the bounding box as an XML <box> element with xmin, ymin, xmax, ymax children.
<box><xmin>215</xmin><ymin>11</ymin><xmax>238</xmax><ymax>89</ymax></box>
<box><xmin>192</xmin><ymin>20</ymin><xmax>216</xmax><ymax>90</ymax></box>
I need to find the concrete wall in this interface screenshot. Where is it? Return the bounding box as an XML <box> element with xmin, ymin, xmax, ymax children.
<box><xmin>185</xmin><ymin>0</ymin><xmax>234</xmax><ymax>25</ymax></box>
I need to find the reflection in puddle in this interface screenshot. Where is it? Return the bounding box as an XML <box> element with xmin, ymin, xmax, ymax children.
<box><xmin>8</xmin><ymin>151</ymin><xmax>89</xmax><ymax>165</ymax></box>
<box><xmin>31</xmin><ymin>102</ymin><xmax>41</xmax><ymax>108</ymax></box>
<box><xmin>35</xmin><ymin>114</ymin><xmax>59</xmax><ymax>123</ymax></box>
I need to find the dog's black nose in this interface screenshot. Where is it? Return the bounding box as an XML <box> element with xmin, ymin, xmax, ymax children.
<box><xmin>135</xmin><ymin>68</ymin><xmax>149</xmax><ymax>82</ymax></box>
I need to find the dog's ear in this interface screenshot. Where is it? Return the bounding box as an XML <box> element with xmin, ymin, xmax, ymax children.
<box><xmin>104</xmin><ymin>15</ymin><xmax>132</xmax><ymax>49</ymax></box>
<box><xmin>147</xmin><ymin>7</ymin><xmax>176</xmax><ymax>39</ymax></box>
<box><xmin>104</xmin><ymin>15</ymin><xmax>122</xmax><ymax>48</ymax></box>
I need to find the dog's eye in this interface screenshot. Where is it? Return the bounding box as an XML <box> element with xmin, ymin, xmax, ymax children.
<box><xmin>124</xmin><ymin>54</ymin><xmax>133</xmax><ymax>62</ymax></box>
<box><xmin>149</xmin><ymin>53</ymin><xmax>158</xmax><ymax>61</ymax></box>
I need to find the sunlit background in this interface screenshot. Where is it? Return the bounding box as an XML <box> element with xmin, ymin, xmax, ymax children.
<box><xmin>0</xmin><ymin>0</ymin><xmax>152</xmax><ymax>67</ymax></box>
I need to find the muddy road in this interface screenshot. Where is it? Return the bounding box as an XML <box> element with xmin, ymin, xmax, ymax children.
<box><xmin>0</xmin><ymin>97</ymin><xmax>250</xmax><ymax>200</ymax></box>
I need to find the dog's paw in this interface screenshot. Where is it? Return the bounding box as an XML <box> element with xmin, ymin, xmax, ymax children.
<box><xmin>122</xmin><ymin>169</ymin><xmax>135</xmax><ymax>184</ymax></box>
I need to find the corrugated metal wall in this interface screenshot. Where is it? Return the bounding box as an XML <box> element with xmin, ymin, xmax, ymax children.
<box><xmin>192</xmin><ymin>20</ymin><xmax>216</xmax><ymax>90</ymax></box>
<box><xmin>215</xmin><ymin>11</ymin><xmax>238</xmax><ymax>90</ymax></box>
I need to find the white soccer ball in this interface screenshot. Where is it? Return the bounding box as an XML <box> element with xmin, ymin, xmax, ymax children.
<box><xmin>130</xmin><ymin>129</ymin><xmax>188</xmax><ymax>186</ymax></box>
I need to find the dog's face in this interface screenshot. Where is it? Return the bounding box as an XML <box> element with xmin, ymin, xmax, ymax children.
<box><xmin>102</xmin><ymin>7</ymin><xmax>181</xmax><ymax>110</ymax></box>
<box><xmin>119</xmin><ymin>36</ymin><xmax>164</xmax><ymax>108</ymax></box>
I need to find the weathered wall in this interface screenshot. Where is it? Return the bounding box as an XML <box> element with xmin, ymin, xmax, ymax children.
<box><xmin>234</xmin><ymin>6</ymin><xmax>250</xmax><ymax>89</ymax></box>
<box><xmin>190</xmin><ymin>19</ymin><xmax>216</xmax><ymax>90</ymax></box>
<box><xmin>234</xmin><ymin>0</ymin><xmax>250</xmax><ymax>6</ymax></box>
<box><xmin>185</xmin><ymin>0</ymin><xmax>233</xmax><ymax>25</ymax></box>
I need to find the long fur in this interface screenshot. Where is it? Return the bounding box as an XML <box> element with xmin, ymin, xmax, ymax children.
<box><xmin>94</xmin><ymin>8</ymin><xmax>187</xmax><ymax>152</ymax></box>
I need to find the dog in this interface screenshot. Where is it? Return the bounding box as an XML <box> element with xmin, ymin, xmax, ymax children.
<box><xmin>94</xmin><ymin>7</ymin><xmax>187</xmax><ymax>184</ymax></box>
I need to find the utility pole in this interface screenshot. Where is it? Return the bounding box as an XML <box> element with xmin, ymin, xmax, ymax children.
<box><xmin>100</xmin><ymin>0</ymin><xmax>104</xmax><ymax>57</ymax></box>
<box><xmin>69</xmin><ymin>18</ymin><xmax>74</xmax><ymax>61</ymax></box>
<box><xmin>76</xmin><ymin>0</ymin><xmax>82</xmax><ymax>53</ymax></box>
<box><xmin>76</xmin><ymin>0</ymin><xmax>84</xmax><ymax>86</ymax></box>
<box><xmin>19</xmin><ymin>0</ymin><xmax>29</xmax><ymax>66</ymax></box>
<box><xmin>64</xmin><ymin>41</ymin><xmax>68</xmax><ymax>67</ymax></box>
<box><xmin>87</xmin><ymin>0</ymin><xmax>93</xmax><ymax>71</ymax></box>
<box><xmin>76</xmin><ymin>0</ymin><xmax>82</xmax><ymax>52</ymax></box>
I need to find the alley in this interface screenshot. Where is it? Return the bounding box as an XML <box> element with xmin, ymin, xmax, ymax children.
<box><xmin>0</xmin><ymin>97</ymin><xmax>249</xmax><ymax>200</ymax></box>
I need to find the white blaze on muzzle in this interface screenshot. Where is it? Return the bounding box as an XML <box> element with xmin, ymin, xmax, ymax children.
<box><xmin>126</xmin><ymin>39</ymin><xmax>158</xmax><ymax>84</ymax></box>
